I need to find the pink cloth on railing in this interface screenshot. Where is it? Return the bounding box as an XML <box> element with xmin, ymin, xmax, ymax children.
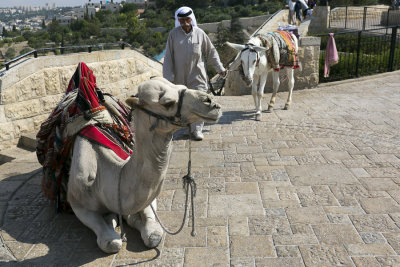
<box><xmin>324</xmin><ymin>33</ymin><xmax>339</xmax><ymax>78</ymax></box>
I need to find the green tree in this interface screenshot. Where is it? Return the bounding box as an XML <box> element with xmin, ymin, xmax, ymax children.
<box><xmin>19</xmin><ymin>47</ymin><xmax>32</xmax><ymax>55</ymax></box>
<box><xmin>230</xmin><ymin>15</ymin><xmax>244</xmax><ymax>44</ymax></box>
<box><xmin>215</xmin><ymin>22</ymin><xmax>230</xmax><ymax>48</ymax></box>
<box><xmin>126</xmin><ymin>13</ymin><xmax>146</xmax><ymax>44</ymax></box>
<box><xmin>5</xmin><ymin>47</ymin><xmax>16</xmax><ymax>59</ymax></box>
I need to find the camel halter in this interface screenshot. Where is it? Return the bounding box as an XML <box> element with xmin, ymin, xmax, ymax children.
<box><xmin>131</xmin><ymin>89</ymin><xmax>188</xmax><ymax>130</ymax></box>
<box><xmin>119</xmin><ymin>89</ymin><xmax>197</xmax><ymax>241</ymax></box>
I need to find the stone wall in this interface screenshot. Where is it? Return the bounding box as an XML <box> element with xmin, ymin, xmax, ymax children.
<box><xmin>198</xmin><ymin>15</ymin><xmax>271</xmax><ymax>33</ymax></box>
<box><xmin>0</xmin><ymin>49</ymin><xmax>162</xmax><ymax>150</ymax></box>
<box><xmin>224</xmin><ymin>10</ymin><xmax>321</xmax><ymax>96</ymax></box>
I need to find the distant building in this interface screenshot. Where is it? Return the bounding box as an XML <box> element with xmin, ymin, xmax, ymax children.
<box><xmin>54</xmin><ymin>15</ymin><xmax>73</xmax><ymax>25</ymax></box>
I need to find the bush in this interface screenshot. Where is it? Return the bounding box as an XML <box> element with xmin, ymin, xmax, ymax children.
<box><xmin>5</xmin><ymin>47</ymin><xmax>16</xmax><ymax>59</ymax></box>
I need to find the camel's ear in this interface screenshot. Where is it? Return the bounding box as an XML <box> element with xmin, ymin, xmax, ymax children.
<box><xmin>226</xmin><ymin>42</ymin><xmax>246</xmax><ymax>51</ymax></box>
<box><xmin>126</xmin><ymin>96</ymin><xmax>141</xmax><ymax>108</ymax></box>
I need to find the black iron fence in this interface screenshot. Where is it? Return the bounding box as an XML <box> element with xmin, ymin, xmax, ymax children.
<box><xmin>2</xmin><ymin>42</ymin><xmax>131</xmax><ymax>71</ymax></box>
<box><xmin>318</xmin><ymin>25</ymin><xmax>400</xmax><ymax>83</ymax></box>
<box><xmin>329</xmin><ymin>6</ymin><xmax>400</xmax><ymax>32</ymax></box>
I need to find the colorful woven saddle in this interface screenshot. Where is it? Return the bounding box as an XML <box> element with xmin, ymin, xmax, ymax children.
<box><xmin>36</xmin><ymin>62</ymin><xmax>134</xmax><ymax>211</ymax></box>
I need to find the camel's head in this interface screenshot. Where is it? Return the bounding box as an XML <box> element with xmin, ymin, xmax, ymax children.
<box><xmin>226</xmin><ymin>41</ymin><xmax>266</xmax><ymax>86</ymax></box>
<box><xmin>126</xmin><ymin>77</ymin><xmax>222</xmax><ymax>130</ymax></box>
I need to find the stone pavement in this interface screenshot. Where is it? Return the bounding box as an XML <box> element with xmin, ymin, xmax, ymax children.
<box><xmin>1</xmin><ymin>71</ymin><xmax>400</xmax><ymax>266</ymax></box>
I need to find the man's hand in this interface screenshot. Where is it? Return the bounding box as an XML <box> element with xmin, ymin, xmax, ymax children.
<box><xmin>219</xmin><ymin>70</ymin><xmax>227</xmax><ymax>78</ymax></box>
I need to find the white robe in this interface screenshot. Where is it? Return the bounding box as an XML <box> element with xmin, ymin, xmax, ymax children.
<box><xmin>163</xmin><ymin>26</ymin><xmax>225</xmax><ymax>91</ymax></box>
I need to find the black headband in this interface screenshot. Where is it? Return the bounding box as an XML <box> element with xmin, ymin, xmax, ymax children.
<box><xmin>177</xmin><ymin>10</ymin><xmax>192</xmax><ymax>18</ymax></box>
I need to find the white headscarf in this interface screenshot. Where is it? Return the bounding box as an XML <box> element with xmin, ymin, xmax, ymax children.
<box><xmin>174</xmin><ymin>6</ymin><xmax>197</xmax><ymax>28</ymax></box>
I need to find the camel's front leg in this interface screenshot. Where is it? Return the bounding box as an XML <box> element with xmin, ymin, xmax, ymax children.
<box><xmin>267</xmin><ymin>71</ymin><xmax>280</xmax><ymax>112</ymax></box>
<box><xmin>70</xmin><ymin>203</ymin><xmax>122</xmax><ymax>253</ymax></box>
<box><xmin>284</xmin><ymin>68</ymin><xmax>295</xmax><ymax>110</ymax></box>
<box><xmin>125</xmin><ymin>199</ymin><xmax>163</xmax><ymax>248</ymax></box>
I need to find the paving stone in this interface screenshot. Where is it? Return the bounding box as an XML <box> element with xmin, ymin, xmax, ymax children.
<box><xmin>376</xmin><ymin>256</ymin><xmax>400</xmax><ymax>266</ymax></box>
<box><xmin>258</xmin><ymin>183</ymin><xmax>279</xmax><ymax>200</ymax></box>
<box><xmin>208</xmin><ymin>195</ymin><xmax>264</xmax><ymax>217</ymax></box>
<box><xmin>225</xmin><ymin>182</ymin><xmax>259</xmax><ymax>195</ymax></box>
<box><xmin>286</xmin><ymin>165</ymin><xmax>358</xmax><ymax>185</ymax></box>
<box><xmin>299</xmin><ymin>245</ymin><xmax>354</xmax><ymax>267</ymax></box>
<box><xmin>298</xmin><ymin>186</ymin><xmax>340</xmax><ymax>206</ymax></box>
<box><xmin>275</xmin><ymin>245</ymin><xmax>301</xmax><ymax>257</ymax></box>
<box><xmin>230</xmin><ymin>257</ymin><xmax>255</xmax><ymax>267</ymax></box>
<box><xmin>273</xmin><ymin>234</ymin><xmax>318</xmax><ymax>245</ymax></box>
<box><xmin>351</xmin><ymin>256</ymin><xmax>381</xmax><ymax>267</ymax></box>
<box><xmin>278</xmin><ymin>148</ymin><xmax>306</xmax><ymax>157</ymax></box>
<box><xmin>383</xmin><ymin>233</ymin><xmax>400</xmax><ymax>254</ymax></box>
<box><xmin>346</xmin><ymin>244</ymin><xmax>396</xmax><ymax>256</ymax></box>
<box><xmin>164</xmin><ymin>227</ymin><xmax>206</xmax><ymax>248</ymax></box>
<box><xmin>184</xmin><ymin>247</ymin><xmax>229</xmax><ymax>267</ymax></box>
<box><xmin>359</xmin><ymin>178</ymin><xmax>399</xmax><ymax>191</ymax></box>
<box><xmin>254</xmin><ymin>257</ymin><xmax>305</xmax><ymax>267</ymax></box>
<box><xmin>349</xmin><ymin>168</ymin><xmax>371</xmax><ymax>178</ymax></box>
<box><xmin>323</xmin><ymin>206</ymin><xmax>365</xmax><ymax>215</ymax></box>
<box><xmin>365</xmin><ymin>167</ymin><xmax>400</xmax><ymax>178</ymax></box>
<box><xmin>207</xmin><ymin>226</ymin><xmax>228</xmax><ymax>247</ymax></box>
<box><xmin>228</xmin><ymin>217</ymin><xmax>249</xmax><ymax>236</ymax></box>
<box><xmin>4</xmin><ymin>242</ymin><xmax>33</xmax><ymax>261</ymax></box>
<box><xmin>248</xmin><ymin>216</ymin><xmax>291</xmax><ymax>235</ymax></box>
<box><xmin>312</xmin><ymin>224</ymin><xmax>363</xmax><ymax>245</ymax></box>
<box><xmin>360</xmin><ymin>232</ymin><xmax>387</xmax><ymax>244</ymax></box>
<box><xmin>286</xmin><ymin>207</ymin><xmax>329</xmax><ymax>224</ymax></box>
<box><xmin>350</xmin><ymin>215</ymin><xmax>399</xmax><ymax>232</ymax></box>
<box><xmin>359</xmin><ymin>198</ymin><xmax>400</xmax><ymax>214</ymax></box>
<box><xmin>327</xmin><ymin>214</ymin><xmax>352</xmax><ymax>224</ymax></box>
<box><xmin>321</xmin><ymin>151</ymin><xmax>352</xmax><ymax>164</ymax></box>
<box><xmin>230</xmin><ymin>236</ymin><xmax>275</xmax><ymax>257</ymax></box>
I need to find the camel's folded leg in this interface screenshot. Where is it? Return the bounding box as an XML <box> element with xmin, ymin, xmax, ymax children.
<box><xmin>70</xmin><ymin>203</ymin><xmax>122</xmax><ymax>253</ymax></box>
<box><xmin>124</xmin><ymin>199</ymin><xmax>163</xmax><ymax>248</ymax></box>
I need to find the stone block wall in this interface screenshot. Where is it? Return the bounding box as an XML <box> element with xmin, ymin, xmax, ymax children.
<box><xmin>0</xmin><ymin>49</ymin><xmax>162</xmax><ymax>150</ymax></box>
<box><xmin>198</xmin><ymin>15</ymin><xmax>271</xmax><ymax>33</ymax></box>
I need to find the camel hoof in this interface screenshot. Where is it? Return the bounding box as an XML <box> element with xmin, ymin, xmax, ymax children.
<box><xmin>267</xmin><ymin>106</ymin><xmax>273</xmax><ymax>113</ymax></box>
<box><xmin>255</xmin><ymin>113</ymin><xmax>261</xmax><ymax>121</ymax></box>
<box><xmin>98</xmin><ymin>238</ymin><xmax>122</xmax><ymax>253</ymax></box>
<box><xmin>144</xmin><ymin>232</ymin><xmax>162</xmax><ymax>248</ymax></box>
<box><xmin>284</xmin><ymin>104</ymin><xmax>290</xmax><ymax>110</ymax></box>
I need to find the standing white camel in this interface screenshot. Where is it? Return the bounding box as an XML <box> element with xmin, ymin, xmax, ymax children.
<box><xmin>226</xmin><ymin>31</ymin><xmax>299</xmax><ymax>121</ymax></box>
<box><xmin>67</xmin><ymin>77</ymin><xmax>222</xmax><ymax>253</ymax></box>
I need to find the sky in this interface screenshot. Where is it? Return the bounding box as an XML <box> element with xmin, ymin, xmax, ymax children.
<box><xmin>0</xmin><ymin>0</ymin><xmax>90</xmax><ymax>8</ymax></box>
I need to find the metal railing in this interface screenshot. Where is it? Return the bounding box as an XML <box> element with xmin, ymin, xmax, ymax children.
<box><xmin>329</xmin><ymin>6</ymin><xmax>400</xmax><ymax>33</ymax></box>
<box><xmin>2</xmin><ymin>42</ymin><xmax>132</xmax><ymax>71</ymax></box>
<box><xmin>318</xmin><ymin>25</ymin><xmax>400</xmax><ymax>83</ymax></box>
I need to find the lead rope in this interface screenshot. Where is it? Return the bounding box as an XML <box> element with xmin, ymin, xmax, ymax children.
<box><xmin>150</xmin><ymin>126</ymin><xmax>197</xmax><ymax>236</ymax></box>
<box><xmin>118</xmin><ymin>168</ymin><xmax>127</xmax><ymax>242</ymax></box>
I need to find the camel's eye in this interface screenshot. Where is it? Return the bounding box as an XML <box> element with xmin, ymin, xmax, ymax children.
<box><xmin>163</xmin><ymin>101</ymin><xmax>175</xmax><ymax>109</ymax></box>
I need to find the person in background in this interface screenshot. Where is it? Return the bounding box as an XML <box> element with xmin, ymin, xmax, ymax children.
<box><xmin>295</xmin><ymin>0</ymin><xmax>309</xmax><ymax>22</ymax></box>
<box><xmin>163</xmin><ymin>6</ymin><xmax>226</xmax><ymax>141</ymax></box>
<box><xmin>288</xmin><ymin>0</ymin><xmax>297</xmax><ymax>25</ymax></box>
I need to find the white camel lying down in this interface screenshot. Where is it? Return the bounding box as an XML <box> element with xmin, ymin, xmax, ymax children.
<box><xmin>67</xmin><ymin>77</ymin><xmax>222</xmax><ymax>253</ymax></box>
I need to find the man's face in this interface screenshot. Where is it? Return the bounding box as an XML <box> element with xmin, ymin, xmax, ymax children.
<box><xmin>178</xmin><ymin>17</ymin><xmax>192</xmax><ymax>32</ymax></box>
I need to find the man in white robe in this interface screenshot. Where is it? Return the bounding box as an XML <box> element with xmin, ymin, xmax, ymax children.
<box><xmin>163</xmin><ymin>6</ymin><xmax>226</xmax><ymax>141</ymax></box>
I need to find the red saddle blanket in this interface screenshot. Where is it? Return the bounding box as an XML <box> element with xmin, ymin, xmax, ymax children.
<box><xmin>36</xmin><ymin>62</ymin><xmax>134</xmax><ymax>211</ymax></box>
